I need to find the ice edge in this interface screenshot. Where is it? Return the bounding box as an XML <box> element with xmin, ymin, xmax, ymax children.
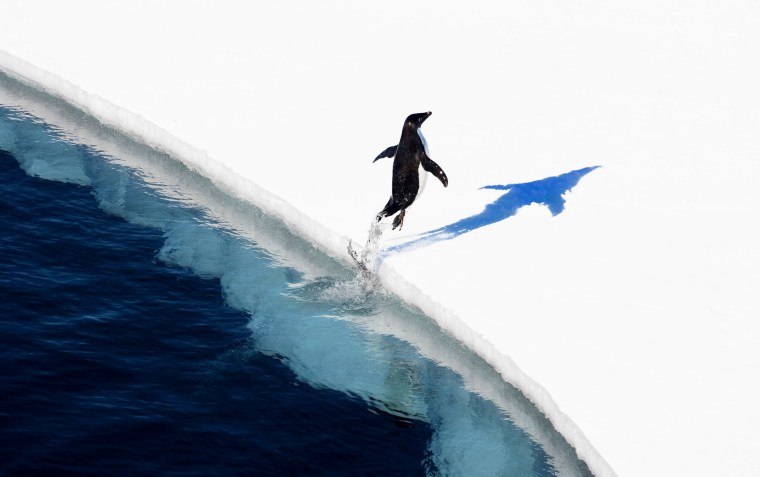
<box><xmin>0</xmin><ymin>48</ymin><xmax>616</xmax><ymax>477</ymax></box>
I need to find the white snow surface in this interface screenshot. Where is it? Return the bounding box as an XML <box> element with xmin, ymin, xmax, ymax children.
<box><xmin>2</xmin><ymin>1</ymin><xmax>759</xmax><ymax>476</ymax></box>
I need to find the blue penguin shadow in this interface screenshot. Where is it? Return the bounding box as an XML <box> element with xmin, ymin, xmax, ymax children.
<box><xmin>383</xmin><ymin>166</ymin><xmax>600</xmax><ymax>255</ymax></box>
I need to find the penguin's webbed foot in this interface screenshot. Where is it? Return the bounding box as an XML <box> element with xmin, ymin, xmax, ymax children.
<box><xmin>391</xmin><ymin>210</ymin><xmax>406</xmax><ymax>230</ymax></box>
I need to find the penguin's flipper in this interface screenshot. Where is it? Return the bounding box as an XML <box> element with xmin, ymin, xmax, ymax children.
<box><xmin>421</xmin><ymin>155</ymin><xmax>449</xmax><ymax>187</ymax></box>
<box><xmin>373</xmin><ymin>145</ymin><xmax>398</xmax><ymax>163</ymax></box>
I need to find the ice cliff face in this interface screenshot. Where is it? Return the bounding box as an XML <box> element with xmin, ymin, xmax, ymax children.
<box><xmin>2</xmin><ymin>80</ymin><xmax>596</xmax><ymax>477</ymax></box>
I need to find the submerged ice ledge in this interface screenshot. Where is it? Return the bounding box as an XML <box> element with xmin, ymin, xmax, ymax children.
<box><xmin>0</xmin><ymin>50</ymin><xmax>615</xmax><ymax>477</ymax></box>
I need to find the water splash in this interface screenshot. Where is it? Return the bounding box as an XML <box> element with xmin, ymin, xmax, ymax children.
<box><xmin>348</xmin><ymin>217</ymin><xmax>390</xmax><ymax>279</ymax></box>
<box><xmin>289</xmin><ymin>275</ymin><xmax>388</xmax><ymax>316</ymax></box>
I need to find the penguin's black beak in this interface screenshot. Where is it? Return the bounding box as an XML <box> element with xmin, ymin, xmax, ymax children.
<box><xmin>420</xmin><ymin>111</ymin><xmax>432</xmax><ymax>124</ymax></box>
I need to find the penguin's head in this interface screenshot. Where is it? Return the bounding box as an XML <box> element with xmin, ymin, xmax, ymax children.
<box><xmin>405</xmin><ymin>111</ymin><xmax>432</xmax><ymax>129</ymax></box>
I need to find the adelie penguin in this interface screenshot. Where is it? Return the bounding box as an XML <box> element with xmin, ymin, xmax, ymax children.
<box><xmin>374</xmin><ymin>111</ymin><xmax>448</xmax><ymax>230</ymax></box>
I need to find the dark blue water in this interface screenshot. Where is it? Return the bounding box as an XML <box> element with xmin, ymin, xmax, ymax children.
<box><xmin>0</xmin><ymin>147</ymin><xmax>435</xmax><ymax>476</ymax></box>
<box><xmin>0</xmin><ymin>85</ymin><xmax>594</xmax><ymax>477</ymax></box>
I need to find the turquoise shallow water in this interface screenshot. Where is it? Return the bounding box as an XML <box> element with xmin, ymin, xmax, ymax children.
<box><xmin>0</xmin><ymin>72</ymin><xmax>593</xmax><ymax>476</ymax></box>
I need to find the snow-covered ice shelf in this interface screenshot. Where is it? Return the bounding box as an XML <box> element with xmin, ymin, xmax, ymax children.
<box><xmin>2</xmin><ymin>2</ymin><xmax>759</xmax><ymax>476</ymax></box>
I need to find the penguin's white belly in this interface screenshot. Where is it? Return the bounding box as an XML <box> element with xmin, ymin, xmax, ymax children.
<box><xmin>415</xmin><ymin>165</ymin><xmax>428</xmax><ymax>202</ymax></box>
<box><xmin>414</xmin><ymin>128</ymin><xmax>430</xmax><ymax>203</ymax></box>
